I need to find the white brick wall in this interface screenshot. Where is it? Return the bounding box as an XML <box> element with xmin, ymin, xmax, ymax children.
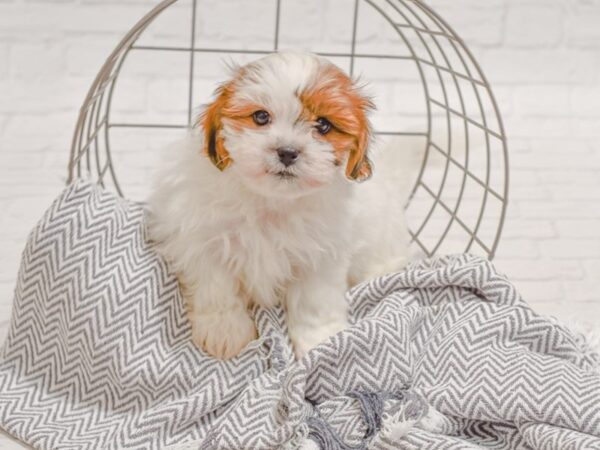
<box><xmin>1</xmin><ymin>0</ymin><xmax>600</xmax><ymax>354</ymax></box>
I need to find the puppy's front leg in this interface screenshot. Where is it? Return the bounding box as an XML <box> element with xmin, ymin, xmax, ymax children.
<box><xmin>286</xmin><ymin>261</ymin><xmax>349</xmax><ymax>359</ymax></box>
<box><xmin>184</xmin><ymin>265</ymin><xmax>257</xmax><ymax>360</ymax></box>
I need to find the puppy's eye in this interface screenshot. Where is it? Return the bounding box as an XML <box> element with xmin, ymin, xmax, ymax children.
<box><xmin>315</xmin><ymin>117</ymin><xmax>332</xmax><ymax>135</ymax></box>
<box><xmin>252</xmin><ymin>110</ymin><xmax>271</xmax><ymax>126</ymax></box>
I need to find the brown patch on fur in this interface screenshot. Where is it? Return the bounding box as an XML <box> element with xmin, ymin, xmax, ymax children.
<box><xmin>222</xmin><ymin>103</ymin><xmax>269</xmax><ymax>133</ymax></box>
<box><xmin>199</xmin><ymin>65</ymin><xmax>267</xmax><ymax>171</ymax></box>
<box><xmin>199</xmin><ymin>83</ymin><xmax>235</xmax><ymax>171</ymax></box>
<box><xmin>299</xmin><ymin>64</ymin><xmax>374</xmax><ymax>181</ymax></box>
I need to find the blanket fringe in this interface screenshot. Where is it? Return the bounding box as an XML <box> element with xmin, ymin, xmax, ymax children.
<box><xmin>291</xmin><ymin>390</ymin><xmax>446</xmax><ymax>450</ymax></box>
<box><xmin>369</xmin><ymin>395</ymin><xmax>446</xmax><ymax>448</ymax></box>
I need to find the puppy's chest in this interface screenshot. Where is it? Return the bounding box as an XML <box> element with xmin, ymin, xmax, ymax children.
<box><xmin>217</xmin><ymin>206</ymin><xmax>347</xmax><ymax>278</ymax></box>
<box><xmin>234</xmin><ymin>210</ymin><xmax>333</xmax><ymax>264</ymax></box>
<box><xmin>203</xmin><ymin>199</ymin><xmax>352</xmax><ymax>306</ymax></box>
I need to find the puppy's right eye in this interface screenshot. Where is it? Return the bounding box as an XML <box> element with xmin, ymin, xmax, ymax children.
<box><xmin>252</xmin><ymin>110</ymin><xmax>271</xmax><ymax>126</ymax></box>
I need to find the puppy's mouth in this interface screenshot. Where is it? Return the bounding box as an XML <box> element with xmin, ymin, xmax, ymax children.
<box><xmin>273</xmin><ymin>170</ymin><xmax>298</xmax><ymax>180</ymax></box>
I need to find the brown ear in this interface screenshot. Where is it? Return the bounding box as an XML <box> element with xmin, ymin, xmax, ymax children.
<box><xmin>199</xmin><ymin>87</ymin><xmax>232</xmax><ymax>171</ymax></box>
<box><xmin>345</xmin><ymin>117</ymin><xmax>373</xmax><ymax>182</ymax></box>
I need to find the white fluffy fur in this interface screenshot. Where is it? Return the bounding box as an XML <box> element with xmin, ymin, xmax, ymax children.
<box><xmin>147</xmin><ymin>52</ymin><xmax>418</xmax><ymax>359</ymax></box>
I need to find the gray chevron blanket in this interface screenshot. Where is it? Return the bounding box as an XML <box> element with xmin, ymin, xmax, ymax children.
<box><xmin>1</xmin><ymin>181</ymin><xmax>599</xmax><ymax>450</ymax></box>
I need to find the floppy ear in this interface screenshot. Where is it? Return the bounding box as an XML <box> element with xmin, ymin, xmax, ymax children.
<box><xmin>199</xmin><ymin>87</ymin><xmax>232</xmax><ymax>171</ymax></box>
<box><xmin>345</xmin><ymin>98</ymin><xmax>373</xmax><ymax>182</ymax></box>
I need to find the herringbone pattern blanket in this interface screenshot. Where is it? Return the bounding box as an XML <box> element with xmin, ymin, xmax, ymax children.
<box><xmin>0</xmin><ymin>182</ymin><xmax>599</xmax><ymax>449</ymax></box>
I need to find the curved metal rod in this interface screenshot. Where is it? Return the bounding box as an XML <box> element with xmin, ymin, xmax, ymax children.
<box><xmin>362</xmin><ymin>0</ymin><xmax>434</xmax><ymax>257</ymax></box>
<box><xmin>69</xmin><ymin>0</ymin><xmax>179</xmax><ymax>183</ymax></box>
<box><xmin>412</xmin><ymin>0</ymin><xmax>509</xmax><ymax>258</ymax></box>
<box><xmin>396</xmin><ymin>0</ymin><xmax>472</xmax><ymax>257</ymax></box>
<box><xmin>411</xmin><ymin>0</ymin><xmax>509</xmax><ymax>259</ymax></box>
<box><xmin>72</xmin><ymin>55</ymin><xmax>118</xmax><ymax>181</ymax></box>
<box><xmin>103</xmin><ymin>28</ymin><xmax>149</xmax><ymax>197</ymax></box>
<box><xmin>88</xmin><ymin>81</ymin><xmax>103</xmax><ymax>182</ymax></box>
<box><xmin>350</xmin><ymin>0</ymin><xmax>360</xmax><ymax>77</ymax></box>
<box><xmin>363</xmin><ymin>0</ymin><xmax>432</xmax><ymax>205</ymax></box>
<box><xmin>187</xmin><ymin>0</ymin><xmax>198</xmax><ymax>127</ymax></box>
<box><xmin>380</xmin><ymin>0</ymin><xmax>455</xmax><ymax>256</ymax></box>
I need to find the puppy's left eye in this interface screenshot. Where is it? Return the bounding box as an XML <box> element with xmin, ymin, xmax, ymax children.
<box><xmin>315</xmin><ymin>117</ymin><xmax>332</xmax><ymax>135</ymax></box>
<box><xmin>252</xmin><ymin>110</ymin><xmax>271</xmax><ymax>126</ymax></box>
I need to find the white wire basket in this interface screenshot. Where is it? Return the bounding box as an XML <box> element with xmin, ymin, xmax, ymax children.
<box><xmin>68</xmin><ymin>0</ymin><xmax>509</xmax><ymax>260</ymax></box>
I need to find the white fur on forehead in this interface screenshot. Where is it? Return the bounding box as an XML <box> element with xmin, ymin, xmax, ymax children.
<box><xmin>228</xmin><ymin>52</ymin><xmax>338</xmax><ymax>114</ymax></box>
<box><xmin>238</xmin><ymin>52</ymin><xmax>325</xmax><ymax>91</ymax></box>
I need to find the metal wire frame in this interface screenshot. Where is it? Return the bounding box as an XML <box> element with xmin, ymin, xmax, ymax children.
<box><xmin>68</xmin><ymin>0</ymin><xmax>509</xmax><ymax>260</ymax></box>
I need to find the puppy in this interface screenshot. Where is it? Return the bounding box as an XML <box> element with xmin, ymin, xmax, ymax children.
<box><xmin>147</xmin><ymin>51</ymin><xmax>414</xmax><ymax>359</ymax></box>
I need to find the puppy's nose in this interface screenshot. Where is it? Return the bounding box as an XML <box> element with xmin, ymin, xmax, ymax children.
<box><xmin>277</xmin><ymin>147</ymin><xmax>299</xmax><ymax>167</ymax></box>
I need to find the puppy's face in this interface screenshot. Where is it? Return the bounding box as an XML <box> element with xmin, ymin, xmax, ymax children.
<box><xmin>200</xmin><ymin>52</ymin><xmax>374</xmax><ymax>198</ymax></box>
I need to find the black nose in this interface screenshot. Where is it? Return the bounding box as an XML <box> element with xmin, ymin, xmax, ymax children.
<box><xmin>277</xmin><ymin>147</ymin><xmax>299</xmax><ymax>167</ymax></box>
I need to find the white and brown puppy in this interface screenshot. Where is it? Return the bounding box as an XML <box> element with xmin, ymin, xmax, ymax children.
<box><xmin>148</xmin><ymin>51</ymin><xmax>414</xmax><ymax>359</ymax></box>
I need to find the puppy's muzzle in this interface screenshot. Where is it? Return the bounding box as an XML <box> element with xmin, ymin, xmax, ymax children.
<box><xmin>277</xmin><ymin>147</ymin><xmax>300</xmax><ymax>167</ymax></box>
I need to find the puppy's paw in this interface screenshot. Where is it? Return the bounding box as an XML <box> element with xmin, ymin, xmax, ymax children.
<box><xmin>291</xmin><ymin>320</ymin><xmax>349</xmax><ymax>359</ymax></box>
<box><xmin>190</xmin><ymin>308</ymin><xmax>257</xmax><ymax>359</ymax></box>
